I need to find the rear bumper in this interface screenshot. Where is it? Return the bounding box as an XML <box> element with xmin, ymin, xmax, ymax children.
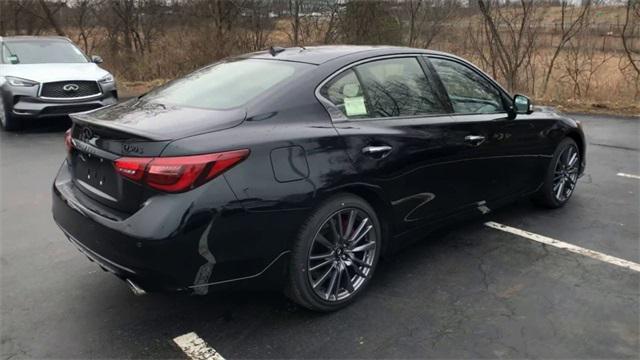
<box><xmin>52</xmin><ymin>160</ymin><xmax>290</xmax><ymax>293</ymax></box>
<box><xmin>52</xmin><ymin>178</ymin><xmax>193</xmax><ymax>292</ymax></box>
<box><xmin>58</xmin><ymin>225</ymin><xmax>159</xmax><ymax>290</ymax></box>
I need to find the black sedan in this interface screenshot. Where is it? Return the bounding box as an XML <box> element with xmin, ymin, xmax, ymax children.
<box><xmin>52</xmin><ymin>46</ymin><xmax>585</xmax><ymax>311</ymax></box>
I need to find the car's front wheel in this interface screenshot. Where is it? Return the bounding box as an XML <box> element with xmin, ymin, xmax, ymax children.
<box><xmin>0</xmin><ymin>97</ymin><xmax>20</xmax><ymax>131</ymax></box>
<box><xmin>534</xmin><ymin>137</ymin><xmax>581</xmax><ymax>208</ymax></box>
<box><xmin>286</xmin><ymin>194</ymin><xmax>381</xmax><ymax>311</ymax></box>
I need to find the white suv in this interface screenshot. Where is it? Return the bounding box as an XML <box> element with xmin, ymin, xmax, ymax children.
<box><xmin>0</xmin><ymin>36</ymin><xmax>118</xmax><ymax>131</ymax></box>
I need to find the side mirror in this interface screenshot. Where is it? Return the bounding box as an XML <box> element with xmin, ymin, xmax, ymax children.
<box><xmin>8</xmin><ymin>54</ymin><xmax>19</xmax><ymax>64</ymax></box>
<box><xmin>91</xmin><ymin>55</ymin><xmax>103</xmax><ymax>64</ymax></box>
<box><xmin>514</xmin><ymin>94</ymin><xmax>533</xmax><ymax>114</ymax></box>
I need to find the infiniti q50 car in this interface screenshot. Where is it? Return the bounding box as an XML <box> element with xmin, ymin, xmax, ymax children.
<box><xmin>52</xmin><ymin>46</ymin><xmax>585</xmax><ymax>311</ymax></box>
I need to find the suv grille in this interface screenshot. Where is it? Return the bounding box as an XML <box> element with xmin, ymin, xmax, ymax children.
<box><xmin>42</xmin><ymin>104</ymin><xmax>102</xmax><ymax>115</ymax></box>
<box><xmin>40</xmin><ymin>81</ymin><xmax>101</xmax><ymax>99</ymax></box>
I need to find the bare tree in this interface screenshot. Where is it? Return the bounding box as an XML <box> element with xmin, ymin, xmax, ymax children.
<box><xmin>541</xmin><ymin>0</ymin><xmax>593</xmax><ymax>95</ymax></box>
<box><xmin>203</xmin><ymin>0</ymin><xmax>243</xmax><ymax>58</ymax></box>
<box><xmin>238</xmin><ymin>0</ymin><xmax>275</xmax><ymax>51</ymax></box>
<box><xmin>137</xmin><ymin>0</ymin><xmax>168</xmax><ymax>54</ymax></box>
<box><xmin>320</xmin><ymin>0</ymin><xmax>343</xmax><ymax>44</ymax></box>
<box><xmin>404</xmin><ymin>0</ymin><xmax>423</xmax><ymax>46</ymax></box>
<box><xmin>69</xmin><ymin>0</ymin><xmax>103</xmax><ymax>53</ymax></box>
<box><xmin>476</xmin><ymin>0</ymin><xmax>545</xmax><ymax>92</ymax></box>
<box><xmin>290</xmin><ymin>1</ymin><xmax>343</xmax><ymax>46</ymax></box>
<box><xmin>402</xmin><ymin>0</ymin><xmax>459</xmax><ymax>48</ymax></box>
<box><xmin>3</xmin><ymin>0</ymin><xmax>58</xmax><ymax>35</ymax></box>
<box><xmin>618</xmin><ymin>0</ymin><xmax>640</xmax><ymax>99</ymax></box>
<box><xmin>38</xmin><ymin>0</ymin><xmax>65</xmax><ymax>36</ymax></box>
<box><xmin>288</xmin><ymin>0</ymin><xmax>302</xmax><ymax>46</ymax></box>
<box><xmin>561</xmin><ymin>30</ymin><xmax>614</xmax><ymax>98</ymax></box>
<box><xmin>341</xmin><ymin>0</ymin><xmax>402</xmax><ymax>45</ymax></box>
<box><xmin>621</xmin><ymin>0</ymin><xmax>640</xmax><ymax>76</ymax></box>
<box><xmin>111</xmin><ymin>0</ymin><xmax>137</xmax><ymax>52</ymax></box>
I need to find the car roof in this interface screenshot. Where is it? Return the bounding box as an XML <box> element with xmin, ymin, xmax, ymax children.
<box><xmin>243</xmin><ymin>45</ymin><xmax>440</xmax><ymax>65</ymax></box>
<box><xmin>1</xmin><ymin>35</ymin><xmax>72</xmax><ymax>43</ymax></box>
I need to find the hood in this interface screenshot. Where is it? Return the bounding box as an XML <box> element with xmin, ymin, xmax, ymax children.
<box><xmin>0</xmin><ymin>63</ymin><xmax>110</xmax><ymax>83</ymax></box>
<box><xmin>71</xmin><ymin>98</ymin><xmax>247</xmax><ymax>141</ymax></box>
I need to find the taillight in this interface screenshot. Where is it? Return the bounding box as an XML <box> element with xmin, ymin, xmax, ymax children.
<box><xmin>64</xmin><ymin>128</ymin><xmax>73</xmax><ymax>153</ymax></box>
<box><xmin>113</xmin><ymin>149</ymin><xmax>249</xmax><ymax>193</ymax></box>
<box><xmin>114</xmin><ymin>157</ymin><xmax>149</xmax><ymax>181</ymax></box>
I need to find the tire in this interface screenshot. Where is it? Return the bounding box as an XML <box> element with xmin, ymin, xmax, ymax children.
<box><xmin>533</xmin><ymin>138</ymin><xmax>580</xmax><ymax>208</ymax></box>
<box><xmin>0</xmin><ymin>97</ymin><xmax>20</xmax><ymax>131</ymax></box>
<box><xmin>286</xmin><ymin>193</ymin><xmax>381</xmax><ymax>312</ymax></box>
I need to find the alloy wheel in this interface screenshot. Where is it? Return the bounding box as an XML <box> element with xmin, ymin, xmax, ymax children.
<box><xmin>552</xmin><ymin>144</ymin><xmax>580</xmax><ymax>202</ymax></box>
<box><xmin>307</xmin><ymin>208</ymin><xmax>377</xmax><ymax>302</ymax></box>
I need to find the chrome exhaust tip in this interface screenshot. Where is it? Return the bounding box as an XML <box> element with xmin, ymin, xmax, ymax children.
<box><xmin>126</xmin><ymin>279</ymin><xmax>147</xmax><ymax>296</ymax></box>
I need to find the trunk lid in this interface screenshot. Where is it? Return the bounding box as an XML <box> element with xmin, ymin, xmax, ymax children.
<box><xmin>68</xmin><ymin>99</ymin><xmax>246</xmax><ymax>214</ymax></box>
<box><xmin>72</xmin><ymin>98</ymin><xmax>247</xmax><ymax>140</ymax></box>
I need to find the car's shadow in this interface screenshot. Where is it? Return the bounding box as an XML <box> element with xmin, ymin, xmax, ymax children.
<box><xmin>44</xmin><ymin>197</ymin><xmax>617</xmax><ymax>358</ymax></box>
<box><xmin>11</xmin><ymin>116</ymin><xmax>71</xmax><ymax>134</ymax></box>
<box><xmin>56</xmin><ymin>215</ymin><xmax>498</xmax><ymax>357</ymax></box>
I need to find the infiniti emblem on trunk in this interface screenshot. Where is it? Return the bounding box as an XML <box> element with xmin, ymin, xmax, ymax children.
<box><xmin>79</xmin><ymin>127</ymin><xmax>95</xmax><ymax>142</ymax></box>
<box><xmin>63</xmin><ymin>84</ymin><xmax>79</xmax><ymax>92</ymax></box>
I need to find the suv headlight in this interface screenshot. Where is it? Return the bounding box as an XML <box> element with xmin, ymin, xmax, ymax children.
<box><xmin>98</xmin><ymin>73</ymin><xmax>114</xmax><ymax>84</ymax></box>
<box><xmin>6</xmin><ymin>76</ymin><xmax>38</xmax><ymax>87</ymax></box>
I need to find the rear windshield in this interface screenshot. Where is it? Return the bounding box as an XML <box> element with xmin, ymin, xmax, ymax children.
<box><xmin>142</xmin><ymin>59</ymin><xmax>313</xmax><ymax>110</ymax></box>
<box><xmin>2</xmin><ymin>40</ymin><xmax>88</xmax><ymax>64</ymax></box>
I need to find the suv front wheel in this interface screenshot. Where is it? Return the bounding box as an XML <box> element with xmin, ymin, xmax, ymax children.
<box><xmin>0</xmin><ymin>97</ymin><xmax>20</xmax><ymax>131</ymax></box>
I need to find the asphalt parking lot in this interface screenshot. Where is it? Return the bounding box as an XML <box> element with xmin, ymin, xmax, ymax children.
<box><xmin>1</xmin><ymin>113</ymin><xmax>638</xmax><ymax>359</ymax></box>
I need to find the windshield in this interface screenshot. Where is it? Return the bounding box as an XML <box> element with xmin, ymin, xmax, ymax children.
<box><xmin>142</xmin><ymin>59</ymin><xmax>313</xmax><ymax>110</ymax></box>
<box><xmin>2</xmin><ymin>40</ymin><xmax>88</xmax><ymax>64</ymax></box>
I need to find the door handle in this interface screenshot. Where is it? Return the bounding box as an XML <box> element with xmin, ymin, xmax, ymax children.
<box><xmin>362</xmin><ymin>145</ymin><xmax>393</xmax><ymax>158</ymax></box>
<box><xmin>464</xmin><ymin>135</ymin><xmax>486</xmax><ymax>146</ymax></box>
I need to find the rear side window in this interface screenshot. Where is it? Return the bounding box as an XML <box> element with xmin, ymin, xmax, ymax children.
<box><xmin>143</xmin><ymin>59</ymin><xmax>312</xmax><ymax>110</ymax></box>
<box><xmin>430</xmin><ymin>58</ymin><xmax>504</xmax><ymax>114</ymax></box>
<box><xmin>320</xmin><ymin>57</ymin><xmax>446</xmax><ymax>119</ymax></box>
<box><xmin>320</xmin><ymin>69</ymin><xmax>367</xmax><ymax>118</ymax></box>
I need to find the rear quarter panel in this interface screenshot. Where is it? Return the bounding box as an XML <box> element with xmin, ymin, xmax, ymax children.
<box><xmin>161</xmin><ymin>100</ymin><xmax>358</xmax><ymax>277</ymax></box>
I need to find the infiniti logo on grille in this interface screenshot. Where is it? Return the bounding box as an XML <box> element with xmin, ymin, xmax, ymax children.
<box><xmin>63</xmin><ymin>84</ymin><xmax>80</xmax><ymax>92</ymax></box>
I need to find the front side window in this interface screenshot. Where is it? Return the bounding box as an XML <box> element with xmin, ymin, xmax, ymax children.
<box><xmin>320</xmin><ymin>57</ymin><xmax>446</xmax><ymax>119</ymax></box>
<box><xmin>143</xmin><ymin>59</ymin><xmax>312</xmax><ymax>110</ymax></box>
<box><xmin>430</xmin><ymin>58</ymin><xmax>505</xmax><ymax>114</ymax></box>
<box><xmin>2</xmin><ymin>40</ymin><xmax>89</xmax><ymax>64</ymax></box>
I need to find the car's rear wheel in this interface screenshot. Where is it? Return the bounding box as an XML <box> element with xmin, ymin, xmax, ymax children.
<box><xmin>0</xmin><ymin>98</ymin><xmax>20</xmax><ymax>131</ymax></box>
<box><xmin>286</xmin><ymin>194</ymin><xmax>381</xmax><ymax>312</ymax></box>
<box><xmin>534</xmin><ymin>138</ymin><xmax>580</xmax><ymax>208</ymax></box>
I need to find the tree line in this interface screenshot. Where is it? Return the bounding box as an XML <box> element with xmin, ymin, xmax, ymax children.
<box><xmin>1</xmin><ymin>0</ymin><xmax>639</xmax><ymax>104</ymax></box>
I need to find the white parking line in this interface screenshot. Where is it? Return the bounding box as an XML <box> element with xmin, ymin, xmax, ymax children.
<box><xmin>485</xmin><ymin>222</ymin><xmax>640</xmax><ymax>273</ymax></box>
<box><xmin>173</xmin><ymin>332</ymin><xmax>225</xmax><ymax>360</ymax></box>
<box><xmin>617</xmin><ymin>172</ymin><xmax>640</xmax><ymax>180</ymax></box>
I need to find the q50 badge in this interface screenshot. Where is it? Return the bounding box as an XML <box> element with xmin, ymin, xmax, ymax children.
<box><xmin>122</xmin><ymin>143</ymin><xmax>143</xmax><ymax>155</ymax></box>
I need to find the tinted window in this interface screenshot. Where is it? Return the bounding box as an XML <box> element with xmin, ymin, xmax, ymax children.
<box><xmin>143</xmin><ymin>59</ymin><xmax>312</xmax><ymax>110</ymax></box>
<box><xmin>320</xmin><ymin>69</ymin><xmax>368</xmax><ymax>118</ymax></box>
<box><xmin>430</xmin><ymin>58</ymin><xmax>504</xmax><ymax>114</ymax></box>
<box><xmin>2</xmin><ymin>40</ymin><xmax>88</xmax><ymax>64</ymax></box>
<box><xmin>321</xmin><ymin>57</ymin><xmax>445</xmax><ymax>119</ymax></box>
